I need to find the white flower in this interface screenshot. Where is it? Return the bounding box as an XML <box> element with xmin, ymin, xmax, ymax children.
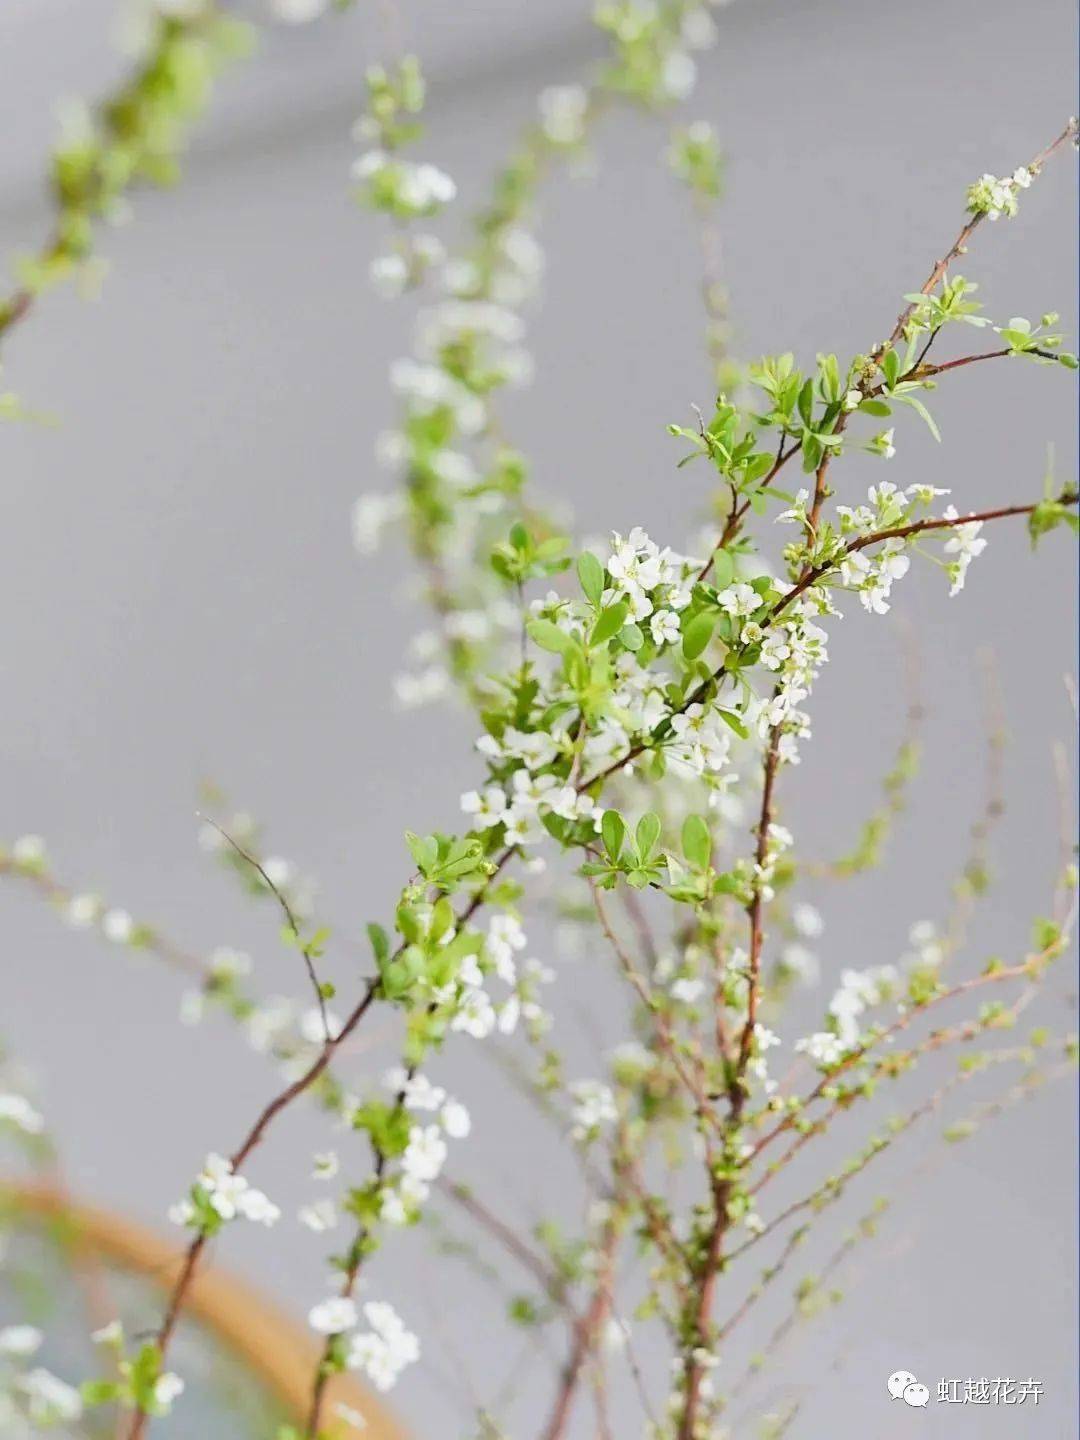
<box><xmin>0</xmin><ymin>1093</ymin><xmax>44</xmax><ymax>1134</ymax></box>
<box><xmin>385</xmin><ymin>1069</ymin><xmax>446</xmax><ymax>1112</ymax></box>
<box><xmin>299</xmin><ymin>1007</ymin><xmax>344</xmax><ymax>1045</ymax></box>
<box><xmin>660</xmin><ymin>50</ymin><xmax>696</xmax><ymax>100</ymax></box>
<box><xmin>792</xmin><ymin>902</ymin><xmax>823</xmax><ymax>938</ymax></box>
<box><xmin>102</xmin><ymin>908</ymin><xmax>134</xmax><ymax>943</ymax></box>
<box><xmin>0</xmin><ymin>1325</ymin><xmax>43</xmax><ymax>1357</ymax></box>
<box><xmin>539</xmin><ymin>84</ymin><xmax>588</xmax><ymax>145</ymax></box>
<box><xmin>369</xmin><ymin>253</ymin><xmax>409</xmax><ymax>299</ymax></box>
<box><xmin>942</xmin><ymin>506</ymin><xmax>988</xmax><ymax>595</ymax></box>
<box><xmin>671</xmin><ymin>977</ymin><xmax>704</xmax><ymax>1004</ymax></box>
<box><xmin>272</xmin><ymin>0</ymin><xmax>327</xmax><ymax>22</ymax></box>
<box><xmin>186</xmin><ymin>1153</ymin><xmax>280</xmax><ymax>1228</ymax></box>
<box><xmin>299</xmin><ymin>1200</ymin><xmax>338</xmax><ymax>1233</ymax></box>
<box><xmin>312</xmin><ymin>1151</ymin><xmax>339</xmax><ymax>1180</ymax></box>
<box><xmin>838</xmin><ymin>550</ymin><xmax>871</xmax><ymax>588</ymax></box>
<box><xmin>18</xmin><ymin>1369</ymin><xmax>83</xmax><ymax>1424</ymax></box>
<box><xmin>440</xmin><ymin>1100</ymin><xmax>471</xmax><ymax>1138</ymax></box>
<box><xmin>309</xmin><ymin>1296</ymin><xmax>359</xmax><ymax>1336</ymax></box>
<box><xmin>569</xmin><ymin>1079</ymin><xmax>617</xmax><ymax>1140</ymax></box>
<box><xmin>795</xmin><ymin>1031</ymin><xmax>846</xmax><ymax>1067</ymax></box>
<box><xmin>716</xmin><ymin>582</ymin><xmax>758</xmax><ymax>618</ymax></box>
<box><xmin>153</xmin><ymin>1373</ymin><xmax>185</xmax><ymax>1412</ymax></box>
<box><xmin>497</xmin><ymin>994</ymin><xmax>521</xmax><ymax>1034</ymax></box>
<box><xmin>91</xmin><ymin>1321</ymin><xmax>123</xmax><ymax>1347</ymax></box>
<box><xmin>906</xmin><ymin>483</ymin><xmax>950</xmax><ymax>504</ymax></box>
<box><xmin>12</xmin><ymin>834</ymin><xmax>45</xmax><ymax>866</ymax></box>
<box><xmin>393</xmin><ymin>666</ymin><xmax>450</xmax><ymax>708</ymax></box>
<box><xmin>66</xmin><ymin>893</ymin><xmax>100</xmax><ymax>928</ymax></box>
<box><xmin>759</xmin><ymin>634</ymin><xmax>791</xmax><ymax>671</ymax></box>
<box><xmin>842</xmin><ymin>388</ymin><xmax>863</xmax><ymax>411</ymax></box>
<box><xmin>451</xmin><ymin>987</ymin><xmax>496</xmax><ymax>1038</ymax></box>
<box><xmin>859</xmin><ymin>580</ymin><xmax>892</xmax><ymax>615</ymax></box>
<box><xmin>402</xmin><ymin>1124</ymin><xmax>447</xmax><ymax>1184</ymax></box>
<box><xmin>753</xmin><ymin>1023</ymin><xmax>781</xmax><ymax>1052</ymax></box>
<box><xmin>352</xmin><ymin>492</ymin><xmax>402</xmax><ymax>555</ymax></box>
<box><xmin>487</xmin><ymin>912</ymin><xmax>527</xmax><ymax>981</ymax></box>
<box><xmin>347</xmin><ymin>1301</ymin><xmax>420</xmax><ymax>1393</ymax></box>
<box><xmin>682</xmin><ymin>7</ymin><xmax>718</xmax><ymax>48</ymax></box>
<box><xmin>168</xmin><ymin>1199</ymin><xmax>196</xmax><ymax>1227</ymax></box>
<box><xmin>236</xmin><ymin>1187</ymin><xmax>281</xmax><ymax>1226</ymax></box>
<box><xmin>650</xmin><ymin>609</ymin><xmax>680</xmax><ymax>646</ymax></box>
<box><xmin>262</xmin><ymin>855</ymin><xmax>293</xmax><ymax>888</ymax></box>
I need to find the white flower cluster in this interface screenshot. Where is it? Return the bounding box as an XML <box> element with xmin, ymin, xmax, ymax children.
<box><xmin>750</xmin><ymin>592</ymin><xmax>830</xmax><ymax>765</ymax></box>
<box><xmin>307</xmin><ymin>1298</ymin><xmax>420</xmax><ymax>1393</ymax></box>
<box><xmin>0</xmin><ymin>1093</ymin><xmax>44</xmax><ymax>1135</ymax></box>
<box><xmin>463</xmin><ymin>763</ymin><xmax>592</xmax><ymax>847</ymax></box>
<box><xmin>169</xmin><ymin>1152</ymin><xmax>281</xmax><ymax>1230</ymax></box>
<box><xmin>901</xmin><ymin>919</ymin><xmax>944</xmax><ymax>968</ymax></box>
<box><xmin>753</xmin><ymin>822</ymin><xmax>794</xmax><ymax>903</ymax></box>
<box><xmin>377</xmin><ymin>1068</ymin><xmax>472</xmax><ymax>1225</ymax></box>
<box><xmin>352</xmin><ymin>491</ymin><xmax>405</xmax><ymax>556</ymax></box>
<box><xmin>778</xmin><ymin>901</ymin><xmax>824</xmax><ymax>987</ymax></box>
<box><xmin>389</xmin><ymin>358</ymin><xmax>487</xmax><ymax>435</ymax></box>
<box><xmin>0</xmin><ymin>1327</ymin><xmax>86</xmax><ymax>1429</ymax></box>
<box><xmin>569</xmin><ymin>1079</ymin><xmax>618</xmax><ymax>1142</ymax></box>
<box><xmin>447</xmin><ymin>913</ymin><xmax>552</xmax><ymax>1040</ymax></box>
<box><xmin>538</xmin><ymin>84</ymin><xmax>589</xmax><ymax>146</ymax></box>
<box><xmin>796</xmin><ymin>963</ymin><xmax>899</xmax><ymax>1068</ymax></box>
<box><xmin>416</xmin><ymin>299</ymin><xmax>534</xmax><ymax>389</ymax></box>
<box><xmin>834</xmin><ymin>480</ymin><xmax>988</xmax><ymax>598</ymax></box>
<box><xmin>941</xmin><ymin>506</ymin><xmax>988</xmax><ymax>595</ymax></box>
<box><xmin>966</xmin><ymin>167</ymin><xmax>1032</xmax><ymax>221</ymax></box>
<box><xmin>747</xmin><ymin>1022</ymin><xmax>781</xmax><ymax>1097</ymax></box>
<box><xmin>607</xmin><ymin>526</ymin><xmax>697</xmax><ymax>621</ymax></box>
<box><xmin>353</xmin><ymin>149</ymin><xmax>457</xmax><ymax>219</ymax></box>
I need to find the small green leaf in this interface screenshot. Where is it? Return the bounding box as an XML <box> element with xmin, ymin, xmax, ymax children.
<box><xmin>527</xmin><ymin>619</ymin><xmax>575</xmax><ymax>655</ymax></box>
<box><xmin>710</xmin><ymin>548</ymin><xmax>734</xmax><ymax>589</ymax></box>
<box><xmin>682</xmin><ymin>611</ymin><xmax>716</xmax><ymax>661</ymax></box>
<box><xmin>715</xmin><ymin>708</ymin><xmax>749</xmax><ymax>739</ymax></box>
<box><xmin>577</xmin><ymin>551</ymin><xmax>605</xmax><ymax>607</ymax></box>
<box><xmin>635</xmin><ymin>811</ymin><xmax>661</xmax><ymax>861</ymax></box>
<box><xmin>682</xmin><ymin>814</ymin><xmax>712</xmax><ymax>870</ymax></box>
<box><xmin>590</xmin><ymin>601</ymin><xmax>629</xmax><ymax>646</ymax></box>
<box><xmin>601</xmin><ymin>810</ymin><xmax>625</xmax><ymax>862</ymax></box>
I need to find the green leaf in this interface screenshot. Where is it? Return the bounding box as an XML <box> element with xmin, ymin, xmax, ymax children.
<box><xmin>682</xmin><ymin>611</ymin><xmax>716</xmax><ymax>660</ymax></box>
<box><xmin>901</xmin><ymin>394</ymin><xmax>941</xmax><ymax>442</ymax></box>
<box><xmin>682</xmin><ymin>814</ymin><xmax>712</xmax><ymax>870</ymax></box>
<box><xmin>710</xmin><ymin>547</ymin><xmax>734</xmax><ymax>590</ymax></box>
<box><xmin>715</xmin><ymin>708</ymin><xmax>749</xmax><ymax>739</ymax></box>
<box><xmin>635</xmin><ymin>811</ymin><xmax>661</xmax><ymax>862</ymax></box>
<box><xmin>590</xmin><ymin>601</ymin><xmax>629</xmax><ymax>646</ymax></box>
<box><xmin>601</xmin><ymin>810</ymin><xmax>625</xmax><ymax>862</ymax></box>
<box><xmin>405</xmin><ymin>831</ymin><xmax>438</xmax><ymax>875</ymax></box>
<box><xmin>527</xmin><ymin>619</ymin><xmax>575</xmax><ymax>655</ymax></box>
<box><xmin>619</xmin><ymin>622</ymin><xmax>645</xmax><ymax>651</ymax></box>
<box><xmin>577</xmin><ymin>551</ymin><xmax>605</xmax><ymax>607</ymax></box>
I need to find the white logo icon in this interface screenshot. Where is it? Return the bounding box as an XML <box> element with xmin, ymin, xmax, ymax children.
<box><xmin>888</xmin><ymin>1370</ymin><xmax>929</xmax><ymax>1407</ymax></box>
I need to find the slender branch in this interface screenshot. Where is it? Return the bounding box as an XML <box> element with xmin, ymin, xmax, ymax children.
<box><xmin>536</xmin><ymin>1212</ymin><xmax>620</xmax><ymax>1440</ymax></box>
<box><xmin>197</xmin><ymin>813</ymin><xmax>328</xmax><ymax>1033</ymax></box>
<box><xmin>883</xmin><ymin>118</ymin><xmax>1079</xmax><ymax>351</ymax></box>
<box><xmin>438</xmin><ymin>1177</ymin><xmax>572</xmax><ymax>1313</ymax></box>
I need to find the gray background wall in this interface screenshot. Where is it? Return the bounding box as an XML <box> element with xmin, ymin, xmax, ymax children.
<box><xmin>1</xmin><ymin>0</ymin><xmax>1077</xmax><ymax>1436</ymax></box>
